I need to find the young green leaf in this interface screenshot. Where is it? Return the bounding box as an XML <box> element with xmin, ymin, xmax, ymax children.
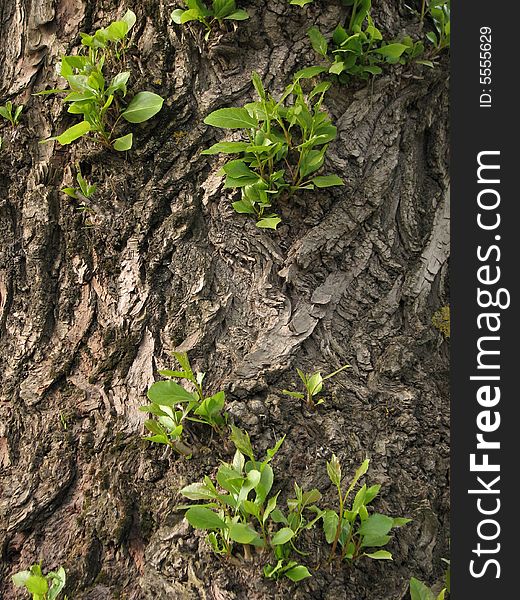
<box><xmin>204</xmin><ymin>107</ymin><xmax>258</xmax><ymax>129</ymax></box>
<box><xmin>308</xmin><ymin>27</ymin><xmax>328</xmax><ymax>57</ymax></box>
<box><xmin>201</xmin><ymin>141</ymin><xmax>250</xmax><ymax>155</ymax></box>
<box><xmin>51</xmin><ymin>121</ymin><xmax>92</xmax><ymax>145</ymax></box>
<box><xmin>185</xmin><ymin>506</ymin><xmax>226</xmax><ymax>530</ymax></box>
<box><xmin>228</xmin><ymin>522</ymin><xmax>259</xmax><ymax>544</ymax></box>
<box><xmin>357</xmin><ymin>513</ymin><xmax>394</xmax><ymax>538</ymax></box>
<box><xmin>147</xmin><ymin>380</ymin><xmax>196</xmax><ymax>405</ymax></box>
<box><xmin>271</xmin><ymin>527</ymin><xmax>295</xmax><ymax>545</ymax></box>
<box><xmin>122</xmin><ymin>91</ymin><xmax>164</xmax><ymax>123</ymax></box>
<box><xmin>364</xmin><ymin>550</ymin><xmax>393</xmax><ymax>560</ymax></box>
<box><xmin>311</xmin><ymin>174</ymin><xmax>344</xmax><ymax>188</ymax></box>
<box><xmin>409</xmin><ymin>577</ymin><xmax>437</xmax><ymax>600</ymax></box>
<box><xmin>323</xmin><ymin>509</ymin><xmax>339</xmax><ymax>543</ymax></box>
<box><xmin>285</xmin><ymin>565</ymin><xmax>312</xmax><ymax>581</ymax></box>
<box><xmin>326</xmin><ymin>454</ymin><xmax>342</xmax><ymax>487</ymax></box>
<box><xmin>113</xmin><ymin>133</ymin><xmax>133</xmax><ymax>151</ymax></box>
<box><xmin>375</xmin><ymin>43</ymin><xmax>408</xmax><ymax>59</ymax></box>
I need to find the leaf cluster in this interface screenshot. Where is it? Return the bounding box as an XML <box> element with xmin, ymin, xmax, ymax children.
<box><xmin>38</xmin><ymin>10</ymin><xmax>164</xmax><ymax>151</ymax></box>
<box><xmin>202</xmin><ymin>70</ymin><xmax>343</xmax><ymax>229</ymax></box>
<box><xmin>178</xmin><ymin>427</ymin><xmax>314</xmax><ymax>581</ymax></box>
<box><xmin>324</xmin><ymin>456</ymin><xmax>411</xmax><ymax>562</ymax></box>
<box><xmin>282</xmin><ymin>363</ymin><xmax>350</xmax><ymax>408</ymax></box>
<box><xmin>423</xmin><ymin>0</ymin><xmax>450</xmax><ymax>52</ymax></box>
<box><xmin>178</xmin><ymin>432</ymin><xmax>410</xmax><ymax>581</ymax></box>
<box><xmin>308</xmin><ymin>0</ymin><xmax>428</xmax><ymax>83</ymax></box>
<box><xmin>0</xmin><ymin>101</ymin><xmax>23</xmax><ymax>127</ymax></box>
<box><xmin>171</xmin><ymin>0</ymin><xmax>249</xmax><ymax>41</ymax></box>
<box><xmin>140</xmin><ymin>352</ymin><xmax>227</xmax><ymax>456</ymax></box>
<box><xmin>12</xmin><ymin>565</ymin><xmax>67</xmax><ymax>600</ymax></box>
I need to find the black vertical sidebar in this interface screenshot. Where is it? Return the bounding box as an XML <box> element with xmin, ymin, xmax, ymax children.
<box><xmin>451</xmin><ymin>1</ymin><xmax>519</xmax><ymax>596</ymax></box>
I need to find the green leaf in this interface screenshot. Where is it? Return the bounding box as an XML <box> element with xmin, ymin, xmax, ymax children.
<box><xmin>332</xmin><ymin>24</ymin><xmax>348</xmax><ymax>45</ymax></box>
<box><xmin>222</xmin><ymin>160</ymin><xmax>258</xmax><ymax>181</ymax></box>
<box><xmin>232</xmin><ymin>199</ymin><xmax>256</xmax><ymax>214</ymax></box>
<box><xmin>113</xmin><ymin>133</ymin><xmax>133</xmax><ymax>151</ymax></box>
<box><xmin>12</xmin><ymin>570</ymin><xmax>31</xmax><ymax>587</ymax></box>
<box><xmin>363</xmin><ymin>65</ymin><xmax>383</xmax><ymax>75</ymax></box>
<box><xmin>144</xmin><ymin>419</ymin><xmax>168</xmax><ymax>436</ymax></box>
<box><xmin>364</xmin><ymin>484</ymin><xmax>381</xmax><ymax>504</ymax></box>
<box><xmin>375</xmin><ymin>43</ymin><xmax>408</xmax><ymax>59</ymax></box>
<box><xmin>360</xmin><ymin>534</ymin><xmax>391</xmax><ymax>548</ymax></box>
<box><xmin>46</xmin><ymin>567</ymin><xmax>66</xmax><ymax>600</ymax></box>
<box><xmin>271</xmin><ymin>527</ymin><xmax>295</xmax><ymax>545</ymax></box>
<box><xmin>326</xmin><ymin>455</ymin><xmax>342</xmax><ymax>487</ymax></box>
<box><xmin>228</xmin><ymin>522</ymin><xmax>259</xmax><ymax>543</ymax></box>
<box><xmin>358</xmin><ymin>513</ymin><xmax>394</xmax><ymax>538</ymax></box>
<box><xmin>230</xmin><ymin>424</ymin><xmax>255</xmax><ymax>461</ymax></box>
<box><xmin>285</xmin><ymin>565</ymin><xmax>312</xmax><ymax>581</ymax></box>
<box><xmin>293</xmin><ymin>66</ymin><xmax>327</xmax><ymax>80</ymax></box>
<box><xmin>352</xmin><ymin>484</ymin><xmax>367</xmax><ymax>512</ymax></box>
<box><xmin>256</xmin><ymin>217</ymin><xmax>281</xmax><ymax>230</ymax></box>
<box><xmin>185</xmin><ymin>506</ymin><xmax>226</xmax><ymax>530</ymax></box>
<box><xmin>24</xmin><ymin>574</ymin><xmax>49</xmax><ymax>595</ymax></box>
<box><xmin>426</xmin><ymin>31</ymin><xmax>438</xmax><ymax>46</ymax></box>
<box><xmin>329</xmin><ymin>61</ymin><xmax>345</xmax><ymax>75</ymax></box>
<box><xmin>344</xmin><ymin>458</ymin><xmax>370</xmax><ymax>499</ymax></box>
<box><xmin>270</xmin><ymin>509</ymin><xmax>288</xmax><ymax>525</ymax></box>
<box><xmin>308</xmin><ymin>27</ymin><xmax>328</xmax><ymax>57</ymax></box>
<box><xmin>392</xmin><ymin>517</ymin><xmax>412</xmax><ymax>527</ymax></box>
<box><xmin>252</xmin><ymin>72</ymin><xmax>266</xmax><ymax>100</ymax></box>
<box><xmin>213</xmin><ymin>0</ymin><xmax>235</xmax><ymax>18</ymax></box>
<box><xmin>181</xmin><ymin>482</ymin><xmax>217</xmax><ymax>500</ymax></box>
<box><xmin>410</xmin><ymin>577</ymin><xmax>436</xmax><ymax>600</ymax></box>
<box><xmin>201</xmin><ymin>141</ymin><xmax>250</xmax><ymax>155</ymax></box>
<box><xmin>108</xmin><ymin>72</ymin><xmax>130</xmax><ymax>96</ymax></box>
<box><xmin>323</xmin><ymin>510</ymin><xmax>339</xmax><ymax>543</ymax></box>
<box><xmin>122</xmin><ymin>91</ymin><xmax>164</xmax><ymax>123</ymax></box>
<box><xmin>158</xmin><ymin>369</ymin><xmax>187</xmax><ymax>378</ymax></box>
<box><xmin>121</xmin><ymin>9</ymin><xmax>137</xmax><ymax>31</ymax></box>
<box><xmin>225</xmin><ymin>9</ymin><xmax>249</xmax><ymax>21</ymax></box>
<box><xmin>144</xmin><ymin>433</ymin><xmax>171</xmax><ymax>445</ymax></box>
<box><xmin>147</xmin><ymin>380</ymin><xmax>196</xmax><ymax>405</ymax></box>
<box><xmin>307</xmin><ymin>372</ymin><xmax>323</xmax><ymax>395</ymax></box>
<box><xmin>416</xmin><ymin>59</ymin><xmax>435</xmax><ymax>68</ymax></box>
<box><xmin>311</xmin><ymin>175</ymin><xmax>344</xmax><ymax>188</ymax></box>
<box><xmin>282</xmin><ymin>390</ymin><xmax>305</xmax><ymax>399</ymax></box>
<box><xmin>290</xmin><ymin>0</ymin><xmax>314</xmax><ymax>6</ymax></box>
<box><xmin>172</xmin><ymin>351</ymin><xmax>194</xmax><ymax>377</ymax></box>
<box><xmin>180</xmin><ymin>9</ymin><xmax>204</xmax><ymax>24</ymax></box>
<box><xmin>204</xmin><ymin>107</ymin><xmax>258</xmax><ymax>129</ymax></box>
<box><xmin>62</xmin><ymin>187</ymin><xmax>78</xmax><ymax>199</ymax></box>
<box><xmin>194</xmin><ymin>390</ymin><xmax>225</xmax><ymax>420</ymax></box>
<box><xmin>106</xmin><ymin>20</ymin><xmax>129</xmax><ymax>42</ymax></box>
<box><xmin>52</xmin><ymin>121</ymin><xmax>91</xmax><ymax>145</ymax></box>
<box><xmin>171</xmin><ymin>9</ymin><xmax>185</xmax><ymax>24</ymax></box>
<box><xmin>364</xmin><ymin>550</ymin><xmax>393</xmax><ymax>560</ymax></box>
<box><xmin>263</xmin><ymin>492</ymin><xmax>279</xmax><ymax>524</ymax></box>
<box><xmin>255</xmin><ymin>463</ymin><xmax>274</xmax><ymax>504</ymax></box>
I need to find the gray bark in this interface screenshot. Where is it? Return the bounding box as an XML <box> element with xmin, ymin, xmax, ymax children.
<box><xmin>0</xmin><ymin>1</ymin><xmax>449</xmax><ymax>598</ymax></box>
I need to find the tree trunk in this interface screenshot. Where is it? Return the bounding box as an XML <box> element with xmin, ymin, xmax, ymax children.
<box><xmin>0</xmin><ymin>1</ymin><xmax>449</xmax><ymax>598</ymax></box>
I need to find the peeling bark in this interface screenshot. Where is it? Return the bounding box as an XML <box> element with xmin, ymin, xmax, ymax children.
<box><xmin>0</xmin><ymin>1</ymin><xmax>449</xmax><ymax>598</ymax></box>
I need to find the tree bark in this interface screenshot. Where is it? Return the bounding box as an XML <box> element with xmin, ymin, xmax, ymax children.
<box><xmin>0</xmin><ymin>1</ymin><xmax>449</xmax><ymax>598</ymax></box>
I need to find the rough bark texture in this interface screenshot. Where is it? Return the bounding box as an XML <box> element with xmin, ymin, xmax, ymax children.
<box><xmin>0</xmin><ymin>0</ymin><xmax>450</xmax><ymax>598</ymax></box>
